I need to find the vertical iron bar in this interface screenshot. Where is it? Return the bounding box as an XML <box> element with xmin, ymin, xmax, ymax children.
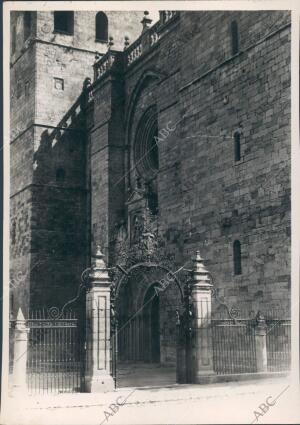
<box><xmin>38</xmin><ymin>310</ymin><xmax>41</xmax><ymax>395</ymax></box>
<box><xmin>50</xmin><ymin>326</ymin><xmax>53</xmax><ymax>393</ymax></box>
<box><xmin>54</xmin><ymin>318</ymin><xmax>57</xmax><ymax>393</ymax></box>
<box><xmin>66</xmin><ymin>314</ymin><xmax>72</xmax><ymax>391</ymax></box>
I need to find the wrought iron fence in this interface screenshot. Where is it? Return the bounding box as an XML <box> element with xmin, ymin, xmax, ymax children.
<box><xmin>27</xmin><ymin>309</ymin><xmax>85</xmax><ymax>394</ymax></box>
<box><xmin>210</xmin><ymin>314</ymin><xmax>291</xmax><ymax>375</ymax></box>
<box><xmin>211</xmin><ymin>319</ymin><xmax>257</xmax><ymax>374</ymax></box>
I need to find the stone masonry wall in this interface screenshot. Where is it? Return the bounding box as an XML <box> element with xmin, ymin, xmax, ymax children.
<box><xmin>91</xmin><ymin>11</ymin><xmax>291</xmax><ymax>363</ymax></box>
<box><xmin>90</xmin><ymin>79</ymin><xmax>112</xmax><ymax>259</ymax></box>
<box><xmin>29</xmin><ymin>124</ymin><xmax>88</xmax><ymax>309</ymax></box>
<box><xmin>32</xmin><ymin>24</ymin><xmax>96</xmax><ymax>310</ymax></box>
<box><xmin>175</xmin><ymin>11</ymin><xmax>291</xmax><ymax>314</ymax></box>
<box><xmin>10</xmin><ymin>12</ymin><xmax>36</xmax><ymax>317</ymax></box>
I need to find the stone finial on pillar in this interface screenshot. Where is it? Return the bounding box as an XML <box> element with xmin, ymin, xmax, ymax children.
<box><xmin>255</xmin><ymin>311</ymin><xmax>268</xmax><ymax>372</ymax></box>
<box><xmin>192</xmin><ymin>251</ymin><xmax>212</xmax><ymax>287</ymax></box>
<box><xmin>12</xmin><ymin>308</ymin><xmax>29</xmax><ymax>393</ymax></box>
<box><xmin>85</xmin><ymin>245</ymin><xmax>114</xmax><ymax>392</ymax></box>
<box><xmin>141</xmin><ymin>11</ymin><xmax>152</xmax><ymax>33</ymax></box>
<box><xmin>89</xmin><ymin>245</ymin><xmax>110</xmax><ymax>285</ymax></box>
<box><xmin>190</xmin><ymin>251</ymin><xmax>215</xmax><ymax>383</ymax></box>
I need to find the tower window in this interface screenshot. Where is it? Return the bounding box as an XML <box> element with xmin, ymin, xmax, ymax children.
<box><xmin>233</xmin><ymin>240</ymin><xmax>242</xmax><ymax>275</ymax></box>
<box><xmin>234</xmin><ymin>131</ymin><xmax>241</xmax><ymax>162</ymax></box>
<box><xmin>54</xmin><ymin>11</ymin><xmax>74</xmax><ymax>35</ymax></box>
<box><xmin>24</xmin><ymin>11</ymin><xmax>32</xmax><ymax>40</ymax></box>
<box><xmin>95</xmin><ymin>12</ymin><xmax>108</xmax><ymax>42</ymax></box>
<box><xmin>56</xmin><ymin>168</ymin><xmax>65</xmax><ymax>182</ymax></box>
<box><xmin>231</xmin><ymin>21</ymin><xmax>239</xmax><ymax>55</ymax></box>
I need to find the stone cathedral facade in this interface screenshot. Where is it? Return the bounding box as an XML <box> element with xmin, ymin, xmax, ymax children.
<box><xmin>10</xmin><ymin>10</ymin><xmax>291</xmax><ymax>365</ymax></box>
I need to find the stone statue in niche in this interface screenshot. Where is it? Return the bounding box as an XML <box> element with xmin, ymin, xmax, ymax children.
<box><xmin>141</xmin><ymin>231</ymin><xmax>157</xmax><ymax>259</ymax></box>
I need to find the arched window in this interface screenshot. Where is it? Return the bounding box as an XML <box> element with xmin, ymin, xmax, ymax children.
<box><xmin>234</xmin><ymin>131</ymin><xmax>241</xmax><ymax>162</ymax></box>
<box><xmin>54</xmin><ymin>11</ymin><xmax>74</xmax><ymax>35</ymax></box>
<box><xmin>24</xmin><ymin>11</ymin><xmax>32</xmax><ymax>40</ymax></box>
<box><xmin>95</xmin><ymin>12</ymin><xmax>108</xmax><ymax>42</ymax></box>
<box><xmin>231</xmin><ymin>20</ymin><xmax>239</xmax><ymax>55</ymax></box>
<box><xmin>134</xmin><ymin>106</ymin><xmax>159</xmax><ymax>182</ymax></box>
<box><xmin>233</xmin><ymin>240</ymin><xmax>242</xmax><ymax>275</ymax></box>
<box><xmin>56</xmin><ymin>167</ymin><xmax>65</xmax><ymax>182</ymax></box>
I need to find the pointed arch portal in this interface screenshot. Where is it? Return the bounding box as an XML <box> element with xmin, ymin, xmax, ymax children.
<box><xmin>114</xmin><ymin>262</ymin><xmax>185</xmax><ymax>385</ymax></box>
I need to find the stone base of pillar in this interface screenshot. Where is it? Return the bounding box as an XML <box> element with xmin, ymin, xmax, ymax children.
<box><xmin>85</xmin><ymin>374</ymin><xmax>115</xmax><ymax>393</ymax></box>
<box><xmin>193</xmin><ymin>370</ymin><xmax>216</xmax><ymax>384</ymax></box>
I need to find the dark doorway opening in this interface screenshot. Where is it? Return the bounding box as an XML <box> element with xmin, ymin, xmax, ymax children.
<box><xmin>116</xmin><ymin>283</ymin><xmax>161</xmax><ymax>364</ymax></box>
<box><xmin>143</xmin><ymin>285</ymin><xmax>160</xmax><ymax>363</ymax></box>
<box><xmin>114</xmin><ymin>264</ymin><xmax>185</xmax><ymax>388</ymax></box>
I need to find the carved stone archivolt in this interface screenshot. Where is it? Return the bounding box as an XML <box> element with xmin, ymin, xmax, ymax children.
<box><xmin>110</xmin><ymin>184</ymin><xmax>174</xmax><ymax>284</ymax></box>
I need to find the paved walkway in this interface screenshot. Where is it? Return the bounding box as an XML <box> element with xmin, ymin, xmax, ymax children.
<box><xmin>117</xmin><ymin>362</ymin><xmax>176</xmax><ymax>387</ymax></box>
<box><xmin>2</xmin><ymin>375</ymin><xmax>299</xmax><ymax>424</ymax></box>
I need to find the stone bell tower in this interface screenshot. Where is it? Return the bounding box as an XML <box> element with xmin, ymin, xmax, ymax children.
<box><xmin>10</xmin><ymin>10</ymin><xmax>144</xmax><ymax>317</ymax></box>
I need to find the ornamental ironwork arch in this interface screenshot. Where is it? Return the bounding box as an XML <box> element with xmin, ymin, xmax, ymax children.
<box><xmin>114</xmin><ymin>262</ymin><xmax>185</xmax><ymax>303</ymax></box>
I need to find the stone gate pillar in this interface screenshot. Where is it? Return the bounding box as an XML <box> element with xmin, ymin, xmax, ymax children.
<box><xmin>191</xmin><ymin>251</ymin><xmax>215</xmax><ymax>383</ymax></box>
<box><xmin>85</xmin><ymin>245</ymin><xmax>114</xmax><ymax>392</ymax></box>
<box><xmin>255</xmin><ymin>312</ymin><xmax>268</xmax><ymax>372</ymax></box>
<box><xmin>12</xmin><ymin>308</ymin><xmax>29</xmax><ymax>393</ymax></box>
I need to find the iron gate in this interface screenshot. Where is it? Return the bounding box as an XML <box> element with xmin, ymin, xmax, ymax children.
<box><xmin>27</xmin><ymin>309</ymin><xmax>85</xmax><ymax>394</ymax></box>
<box><xmin>110</xmin><ymin>262</ymin><xmax>186</xmax><ymax>388</ymax></box>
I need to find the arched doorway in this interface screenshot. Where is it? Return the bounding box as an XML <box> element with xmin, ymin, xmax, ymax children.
<box><xmin>113</xmin><ymin>263</ymin><xmax>185</xmax><ymax>387</ymax></box>
<box><xmin>117</xmin><ymin>281</ymin><xmax>162</xmax><ymax>364</ymax></box>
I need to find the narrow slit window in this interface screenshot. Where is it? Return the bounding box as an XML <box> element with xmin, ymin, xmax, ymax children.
<box><xmin>95</xmin><ymin>12</ymin><xmax>108</xmax><ymax>42</ymax></box>
<box><xmin>54</xmin><ymin>11</ymin><xmax>74</xmax><ymax>35</ymax></box>
<box><xmin>231</xmin><ymin>21</ymin><xmax>239</xmax><ymax>55</ymax></box>
<box><xmin>233</xmin><ymin>240</ymin><xmax>242</xmax><ymax>275</ymax></box>
<box><xmin>234</xmin><ymin>131</ymin><xmax>241</xmax><ymax>162</ymax></box>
